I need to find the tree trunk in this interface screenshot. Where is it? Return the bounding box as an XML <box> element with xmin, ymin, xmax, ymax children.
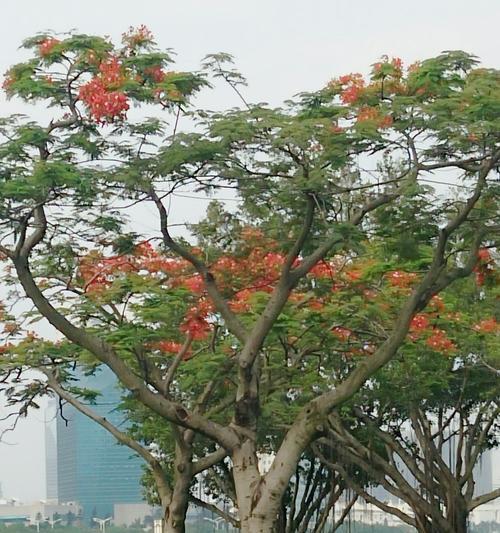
<box><xmin>232</xmin><ymin>439</ymin><xmax>279</xmax><ymax>533</ymax></box>
<box><xmin>162</xmin><ymin>440</ymin><xmax>193</xmax><ymax>533</ymax></box>
<box><xmin>447</xmin><ymin>497</ymin><xmax>468</xmax><ymax>533</ymax></box>
<box><xmin>240</xmin><ymin>515</ymin><xmax>278</xmax><ymax>533</ymax></box>
<box><xmin>163</xmin><ymin>488</ymin><xmax>190</xmax><ymax>533</ymax></box>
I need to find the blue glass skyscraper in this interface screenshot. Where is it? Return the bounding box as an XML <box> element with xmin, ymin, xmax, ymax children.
<box><xmin>50</xmin><ymin>367</ymin><xmax>145</xmax><ymax>519</ymax></box>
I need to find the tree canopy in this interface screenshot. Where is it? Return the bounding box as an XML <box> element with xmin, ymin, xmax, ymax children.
<box><xmin>0</xmin><ymin>28</ymin><xmax>498</xmax><ymax>533</ymax></box>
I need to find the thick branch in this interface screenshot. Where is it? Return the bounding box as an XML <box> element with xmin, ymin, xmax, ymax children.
<box><xmin>13</xmin><ymin>258</ymin><xmax>238</xmax><ymax>449</ymax></box>
<box><xmin>468</xmin><ymin>487</ymin><xmax>500</xmax><ymax>511</ymax></box>
<box><xmin>188</xmin><ymin>496</ymin><xmax>240</xmax><ymax>528</ymax></box>
<box><xmin>192</xmin><ymin>447</ymin><xmax>227</xmax><ymax>475</ymax></box>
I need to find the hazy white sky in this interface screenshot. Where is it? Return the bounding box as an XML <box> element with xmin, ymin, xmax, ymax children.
<box><xmin>0</xmin><ymin>0</ymin><xmax>499</xmax><ymax>502</ymax></box>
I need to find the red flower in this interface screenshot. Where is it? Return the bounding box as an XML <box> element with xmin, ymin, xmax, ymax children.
<box><xmin>156</xmin><ymin>341</ymin><xmax>185</xmax><ymax>354</ymax></box>
<box><xmin>331</xmin><ymin>326</ymin><xmax>353</xmax><ymax>342</ymax></box>
<box><xmin>410</xmin><ymin>314</ymin><xmax>430</xmax><ymax>331</ymax></box>
<box><xmin>378</xmin><ymin>114</ymin><xmax>393</xmax><ymax>128</ymax></box>
<box><xmin>387</xmin><ymin>270</ymin><xmax>418</xmax><ymax>288</ymax></box>
<box><xmin>357</xmin><ymin>107</ymin><xmax>393</xmax><ymax>129</ymax></box>
<box><xmin>473</xmin><ymin>318</ymin><xmax>499</xmax><ymax>334</ymax></box>
<box><xmin>263</xmin><ymin>252</ymin><xmax>285</xmax><ymax>271</ymax></box>
<box><xmin>79</xmin><ymin>78</ymin><xmax>129</xmax><ymax>124</ymax></box>
<box><xmin>309</xmin><ymin>261</ymin><xmax>334</xmax><ymax>279</ymax></box>
<box><xmin>39</xmin><ymin>38</ymin><xmax>60</xmax><ymax>57</ymax></box>
<box><xmin>477</xmin><ymin>248</ymin><xmax>491</xmax><ymax>263</ymax></box>
<box><xmin>357</xmin><ymin>107</ymin><xmax>379</xmax><ymax>122</ymax></box>
<box><xmin>180</xmin><ymin>317</ymin><xmax>211</xmax><ymax>340</ymax></box>
<box><xmin>229</xmin><ymin>289</ymin><xmax>253</xmax><ymax>313</ymax></box>
<box><xmin>391</xmin><ymin>57</ymin><xmax>403</xmax><ymax>73</ymax></box>
<box><xmin>429</xmin><ymin>295</ymin><xmax>445</xmax><ymax>311</ymax></box>
<box><xmin>144</xmin><ymin>66</ymin><xmax>166</xmax><ymax>83</ymax></box>
<box><xmin>345</xmin><ymin>269</ymin><xmax>362</xmax><ymax>282</ymax></box>
<box><xmin>425</xmin><ymin>329</ymin><xmax>456</xmax><ymax>353</ymax></box>
<box><xmin>2</xmin><ymin>73</ymin><xmax>15</xmax><ymax>93</ymax></box>
<box><xmin>308</xmin><ymin>299</ymin><xmax>324</xmax><ymax>311</ymax></box>
<box><xmin>183</xmin><ymin>275</ymin><xmax>205</xmax><ymax>294</ymax></box>
<box><xmin>122</xmin><ymin>25</ymin><xmax>154</xmax><ymax>48</ymax></box>
<box><xmin>337</xmin><ymin>73</ymin><xmax>365</xmax><ymax>104</ymax></box>
<box><xmin>99</xmin><ymin>57</ymin><xmax>126</xmax><ymax>88</ymax></box>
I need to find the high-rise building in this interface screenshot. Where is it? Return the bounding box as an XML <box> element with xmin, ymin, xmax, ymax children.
<box><xmin>46</xmin><ymin>367</ymin><xmax>145</xmax><ymax>519</ymax></box>
<box><xmin>45</xmin><ymin>402</ymin><xmax>58</xmax><ymax>502</ymax></box>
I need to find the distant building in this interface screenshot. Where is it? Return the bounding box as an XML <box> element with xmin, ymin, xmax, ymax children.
<box><xmin>45</xmin><ymin>406</ymin><xmax>58</xmax><ymax>502</ymax></box>
<box><xmin>46</xmin><ymin>367</ymin><xmax>145</xmax><ymax>519</ymax></box>
<box><xmin>113</xmin><ymin>503</ymin><xmax>158</xmax><ymax>527</ymax></box>
<box><xmin>0</xmin><ymin>500</ymin><xmax>81</xmax><ymax>524</ymax></box>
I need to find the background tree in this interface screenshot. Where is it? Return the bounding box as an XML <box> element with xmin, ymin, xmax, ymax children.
<box><xmin>311</xmin><ymin>267</ymin><xmax>499</xmax><ymax>532</ymax></box>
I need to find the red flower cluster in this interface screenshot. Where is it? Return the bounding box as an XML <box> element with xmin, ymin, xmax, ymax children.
<box><xmin>425</xmin><ymin>329</ymin><xmax>456</xmax><ymax>353</ymax></box>
<box><xmin>309</xmin><ymin>261</ymin><xmax>335</xmax><ymax>279</ymax></box>
<box><xmin>155</xmin><ymin>340</ymin><xmax>187</xmax><ymax>355</ymax></box>
<box><xmin>78</xmin><ymin>54</ymin><xmax>130</xmax><ymax>124</ymax></box>
<box><xmin>410</xmin><ymin>313</ymin><xmax>430</xmax><ymax>331</ymax></box>
<box><xmin>183</xmin><ymin>275</ymin><xmax>205</xmax><ymax>294</ymax></box>
<box><xmin>386</xmin><ymin>270</ymin><xmax>418</xmax><ymax>288</ymax></box>
<box><xmin>39</xmin><ymin>38</ymin><xmax>60</xmax><ymax>57</ymax></box>
<box><xmin>345</xmin><ymin>269</ymin><xmax>362</xmax><ymax>282</ymax></box>
<box><xmin>99</xmin><ymin>57</ymin><xmax>126</xmax><ymax>88</ymax></box>
<box><xmin>79</xmin><ymin>77</ymin><xmax>129</xmax><ymax>124</ymax></box>
<box><xmin>474</xmin><ymin>248</ymin><xmax>495</xmax><ymax>286</ymax></box>
<box><xmin>373</xmin><ymin>57</ymin><xmax>403</xmax><ymax>77</ymax></box>
<box><xmin>229</xmin><ymin>289</ymin><xmax>253</xmax><ymax>313</ymax></box>
<box><xmin>134</xmin><ymin>242</ymin><xmax>189</xmax><ymax>274</ymax></box>
<box><xmin>122</xmin><ymin>25</ymin><xmax>154</xmax><ymax>48</ymax></box>
<box><xmin>144</xmin><ymin>66</ymin><xmax>166</xmax><ymax>83</ymax></box>
<box><xmin>331</xmin><ymin>326</ymin><xmax>352</xmax><ymax>341</ymax></box>
<box><xmin>357</xmin><ymin>107</ymin><xmax>393</xmax><ymax>129</ymax></box>
<box><xmin>2</xmin><ymin>73</ymin><xmax>15</xmax><ymax>93</ymax></box>
<box><xmin>79</xmin><ymin>252</ymin><xmax>137</xmax><ymax>293</ymax></box>
<box><xmin>0</xmin><ymin>343</ymin><xmax>13</xmax><ymax>354</ymax></box>
<box><xmin>473</xmin><ymin>318</ymin><xmax>499</xmax><ymax>334</ymax></box>
<box><xmin>180</xmin><ymin>300</ymin><xmax>213</xmax><ymax>340</ymax></box>
<box><xmin>429</xmin><ymin>295</ymin><xmax>445</xmax><ymax>312</ymax></box>
<box><xmin>337</xmin><ymin>73</ymin><xmax>365</xmax><ymax>104</ymax></box>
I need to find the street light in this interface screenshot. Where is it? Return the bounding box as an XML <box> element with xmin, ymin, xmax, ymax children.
<box><xmin>47</xmin><ymin>518</ymin><xmax>62</xmax><ymax>529</ymax></box>
<box><xmin>27</xmin><ymin>517</ymin><xmax>46</xmax><ymax>533</ymax></box>
<box><xmin>93</xmin><ymin>517</ymin><xmax>112</xmax><ymax>533</ymax></box>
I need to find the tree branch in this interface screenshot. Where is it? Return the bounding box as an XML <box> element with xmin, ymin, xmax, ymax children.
<box><xmin>13</xmin><ymin>258</ymin><xmax>238</xmax><ymax>449</ymax></box>
<box><xmin>149</xmin><ymin>188</ymin><xmax>248</xmax><ymax>344</ymax></box>
<box><xmin>188</xmin><ymin>496</ymin><xmax>240</xmax><ymax>528</ymax></box>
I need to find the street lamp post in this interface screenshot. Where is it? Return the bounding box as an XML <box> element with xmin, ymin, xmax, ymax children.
<box><xmin>47</xmin><ymin>518</ymin><xmax>62</xmax><ymax>529</ymax></box>
<box><xmin>93</xmin><ymin>517</ymin><xmax>112</xmax><ymax>533</ymax></box>
<box><xmin>28</xmin><ymin>517</ymin><xmax>45</xmax><ymax>533</ymax></box>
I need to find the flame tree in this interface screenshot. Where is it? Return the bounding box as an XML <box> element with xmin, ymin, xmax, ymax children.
<box><xmin>0</xmin><ymin>28</ymin><xmax>499</xmax><ymax>532</ymax></box>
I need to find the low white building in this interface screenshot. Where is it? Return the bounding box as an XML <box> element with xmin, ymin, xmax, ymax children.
<box><xmin>113</xmin><ymin>503</ymin><xmax>157</xmax><ymax>527</ymax></box>
<box><xmin>0</xmin><ymin>500</ymin><xmax>81</xmax><ymax>524</ymax></box>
